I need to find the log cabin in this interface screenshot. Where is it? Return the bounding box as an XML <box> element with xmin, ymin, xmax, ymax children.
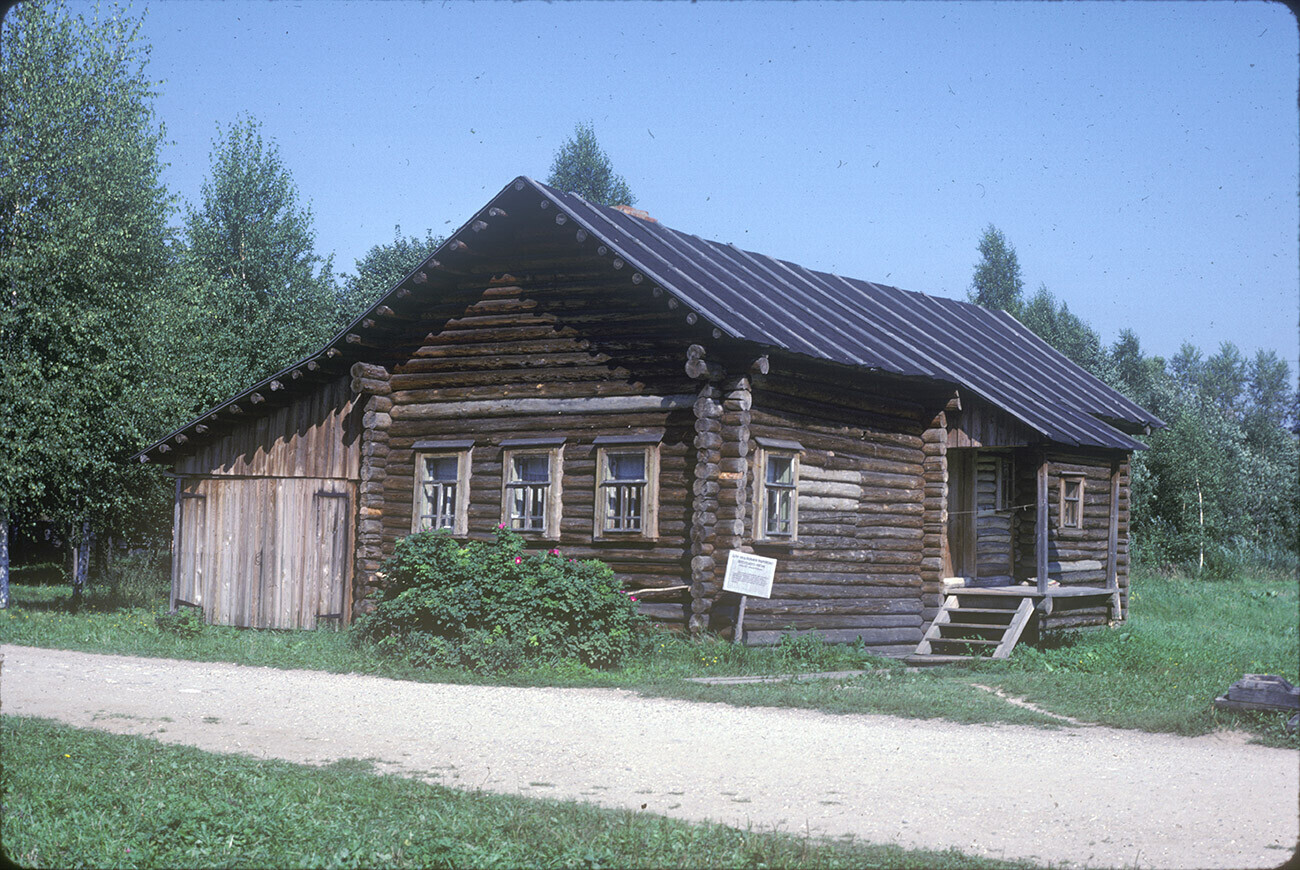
<box><xmin>136</xmin><ymin>176</ymin><xmax>1163</xmax><ymax>660</ymax></box>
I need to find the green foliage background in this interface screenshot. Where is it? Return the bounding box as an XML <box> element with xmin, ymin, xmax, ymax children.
<box><xmin>969</xmin><ymin>226</ymin><xmax>1299</xmax><ymax>575</ymax></box>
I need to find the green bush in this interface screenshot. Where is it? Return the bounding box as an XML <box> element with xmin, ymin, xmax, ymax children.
<box><xmin>154</xmin><ymin>607</ymin><xmax>204</xmax><ymax>637</ymax></box>
<box><xmin>352</xmin><ymin>528</ymin><xmax>647</xmax><ymax>673</ymax></box>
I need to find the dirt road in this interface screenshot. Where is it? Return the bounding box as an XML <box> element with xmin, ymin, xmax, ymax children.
<box><xmin>2</xmin><ymin>645</ymin><xmax>1296</xmax><ymax>869</ymax></box>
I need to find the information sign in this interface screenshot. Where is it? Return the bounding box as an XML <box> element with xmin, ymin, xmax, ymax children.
<box><xmin>722</xmin><ymin>550</ymin><xmax>777</xmax><ymax>599</ymax></box>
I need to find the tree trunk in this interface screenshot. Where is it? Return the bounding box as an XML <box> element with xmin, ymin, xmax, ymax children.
<box><xmin>0</xmin><ymin>507</ymin><xmax>9</xmax><ymax>610</ymax></box>
<box><xmin>1196</xmin><ymin>474</ymin><xmax>1205</xmax><ymax>573</ymax></box>
<box><xmin>71</xmin><ymin>519</ymin><xmax>91</xmax><ymax>604</ymax></box>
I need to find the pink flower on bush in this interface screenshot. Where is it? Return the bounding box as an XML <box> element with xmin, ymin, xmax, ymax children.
<box><xmin>514</xmin><ymin>556</ymin><xmax>523</xmax><ymax>564</ymax></box>
<box><xmin>497</xmin><ymin>522</ymin><xmax>506</xmax><ymax>530</ymax></box>
<box><xmin>549</xmin><ymin>548</ymin><xmax>560</xmax><ymax>556</ymax></box>
<box><xmin>630</xmin><ymin>596</ymin><xmax>639</xmax><ymax>603</ymax></box>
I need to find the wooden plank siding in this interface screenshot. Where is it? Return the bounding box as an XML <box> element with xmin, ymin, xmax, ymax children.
<box><xmin>175</xmin><ymin>476</ymin><xmax>355</xmax><ymax>629</ymax></box>
<box><xmin>171</xmin><ymin>378</ymin><xmax>361</xmax><ymax>629</ymax></box>
<box><xmin>175</xmin><ymin>377</ymin><xmax>362</xmax><ymax>478</ymax></box>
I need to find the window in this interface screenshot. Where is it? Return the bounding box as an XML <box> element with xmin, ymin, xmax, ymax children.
<box><xmin>995</xmin><ymin>455</ymin><xmax>1014</xmax><ymax>512</ymax></box>
<box><xmin>412</xmin><ymin>441</ymin><xmax>472</xmax><ymax>535</ymax></box>
<box><xmin>501</xmin><ymin>439</ymin><xmax>564</xmax><ymax>537</ymax></box>
<box><xmin>594</xmin><ymin>436</ymin><xmax>660</xmax><ymax>538</ymax></box>
<box><xmin>1059</xmin><ymin>475</ymin><xmax>1085</xmax><ymax>529</ymax></box>
<box><xmin>755</xmin><ymin>438</ymin><xmax>802</xmax><ymax>541</ymax></box>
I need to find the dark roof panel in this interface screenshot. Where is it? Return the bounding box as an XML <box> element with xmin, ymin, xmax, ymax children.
<box><xmin>138</xmin><ymin>174</ymin><xmax>1162</xmax><ymax>461</ymax></box>
<box><xmin>528</xmin><ymin>177</ymin><xmax>1160</xmax><ymax>450</ymax></box>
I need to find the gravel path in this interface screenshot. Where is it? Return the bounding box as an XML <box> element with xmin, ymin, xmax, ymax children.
<box><xmin>3</xmin><ymin>645</ymin><xmax>1296</xmax><ymax>869</ymax></box>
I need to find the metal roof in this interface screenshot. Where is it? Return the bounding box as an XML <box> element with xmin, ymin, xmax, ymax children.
<box><xmin>138</xmin><ymin>175</ymin><xmax>1163</xmax><ymax>462</ymax></box>
<box><xmin>528</xmin><ymin>177</ymin><xmax>1161</xmax><ymax>450</ymax></box>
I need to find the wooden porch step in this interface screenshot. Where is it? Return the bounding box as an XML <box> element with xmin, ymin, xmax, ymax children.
<box><xmin>947</xmin><ymin>608</ymin><xmax>1017</xmax><ymax>619</ymax></box>
<box><xmin>930</xmin><ymin>638</ymin><xmax>1000</xmax><ymax>648</ymax></box>
<box><xmin>935</xmin><ymin>622</ymin><xmax>1011</xmax><ymax>632</ymax></box>
<box><xmin>913</xmin><ymin>595</ymin><xmax>1036</xmax><ymax>662</ymax></box>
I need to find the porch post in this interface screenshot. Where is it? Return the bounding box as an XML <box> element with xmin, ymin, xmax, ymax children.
<box><xmin>1035</xmin><ymin>452</ymin><xmax>1049</xmax><ymax>596</ymax></box>
<box><xmin>1106</xmin><ymin>458</ymin><xmax>1121</xmax><ymax>620</ymax></box>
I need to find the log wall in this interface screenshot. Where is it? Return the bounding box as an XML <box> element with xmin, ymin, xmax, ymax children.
<box><xmin>374</xmin><ymin>279</ymin><xmax>703</xmax><ymax>628</ymax></box>
<box><xmin>741</xmin><ymin>364</ymin><xmax>945</xmax><ymax>656</ymax></box>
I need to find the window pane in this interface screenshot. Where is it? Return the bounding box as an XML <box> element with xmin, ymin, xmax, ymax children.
<box><xmin>512</xmin><ymin>454</ymin><xmax>550</xmax><ymax>483</ymax></box>
<box><xmin>426</xmin><ymin>455</ymin><xmax>459</xmax><ymax>482</ymax></box>
<box><xmin>606</xmin><ymin>451</ymin><xmax>645</xmax><ymax>481</ymax></box>
<box><xmin>509</xmin><ymin>484</ymin><xmax>548</xmax><ymax>531</ymax></box>
<box><xmin>766</xmin><ymin>489</ymin><xmax>792</xmax><ymax>535</ymax></box>
<box><xmin>767</xmin><ymin>456</ymin><xmax>793</xmax><ymax>486</ymax></box>
<box><xmin>604</xmin><ymin>482</ymin><xmax>643</xmax><ymax>532</ymax></box>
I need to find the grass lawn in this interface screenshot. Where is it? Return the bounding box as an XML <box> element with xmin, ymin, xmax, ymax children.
<box><xmin>1</xmin><ymin>715</ymin><xmax>1032</xmax><ymax>870</ymax></box>
<box><xmin>1</xmin><ymin>566</ymin><xmax>1296</xmax><ymax>745</ymax></box>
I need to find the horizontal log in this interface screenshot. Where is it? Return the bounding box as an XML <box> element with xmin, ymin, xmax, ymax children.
<box><xmin>685</xmin><ymin>358</ymin><xmax>725</xmax><ymax>380</ymax></box>
<box><xmin>742</xmin><ymin>613</ymin><xmax>920</xmax><ymax>631</ymax></box>
<box><xmin>744</xmin><ymin>627</ymin><xmax>922</xmax><ymax>645</ymax></box>
<box><xmin>393</xmin><ymin>394</ymin><xmax>695</xmax><ymax>420</ymax></box>
<box><xmin>351</xmin><ymin>362</ymin><xmax>390</xmax><ymax>381</ymax></box>
<box><xmin>747</xmin><ymin>597</ymin><xmax>921</xmax><ymax>615</ymax></box>
<box><xmin>363</xmin><ymin>411</ymin><xmax>392</xmax><ymax>430</ymax></box>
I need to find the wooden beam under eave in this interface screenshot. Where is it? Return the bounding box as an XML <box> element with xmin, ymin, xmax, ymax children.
<box><xmin>1107</xmin><ymin>458</ymin><xmax>1121</xmax><ymax>619</ymax></box>
<box><xmin>1036</xmin><ymin>453</ymin><xmax>1049</xmax><ymax>595</ymax></box>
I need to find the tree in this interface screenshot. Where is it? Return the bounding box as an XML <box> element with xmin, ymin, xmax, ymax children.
<box><xmin>546</xmin><ymin>122</ymin><xmax>636</xmax><ymax>207</ymax></box>
<box><xmin>1019</xmin><ymin>283</ymin><xmax>1110</xmax><ymax>380</ymax></box>
<box><xmin>176</xmin><ymin>115</ymin><xmax>340</xmax><ymax>409</ymax></box>
<box><xmin>968</xmin><ymin>225</ymin><xmax>1024</xmax><ymax>315</ymax></box>
<box><xmin>338</xmin><ymin>225</ymin><xmax>442</xmax><ymax>323</ymax></box>
<box><xmin>0</xmin><ymin>1</ymin><xmax>174</xmax><ymax>600</ymax></box>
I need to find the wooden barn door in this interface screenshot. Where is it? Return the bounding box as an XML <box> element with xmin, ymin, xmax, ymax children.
<box><xmin>307</xmin><ymin>488</ymin><xmax>353</xmax><ymax>629</ymax></box>
<box><xmin>173</xmin><ymin>485</ymin><xmax>207</xmax><ymax>609</ymax></box>
<box><xmin>945</xmin><ymin>449</ymin><xmax>975</xmax><ymax>579</ymax></box>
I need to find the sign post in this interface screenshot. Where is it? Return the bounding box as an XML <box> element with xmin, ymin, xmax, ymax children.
<box><xmin>722</xmin><ymin>550</ymin><xmax>777</xmax><ymax>644</ymax></box>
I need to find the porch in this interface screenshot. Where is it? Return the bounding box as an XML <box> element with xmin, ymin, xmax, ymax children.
<box><xmin>908</xmin><ymin>583</ymin><xmax>1120</xmax><ymax>665</ymax></box>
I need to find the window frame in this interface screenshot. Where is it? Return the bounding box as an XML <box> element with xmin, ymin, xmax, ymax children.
<box><xmin>501</xmin><ymin>439</ymin><xmax>565</xmax><ymax>539</ymax></box>
<box><xmin>593</xmin><ymin>435</ymin><xmax>661</xmax><ymax>540</ymax></box>
<box><xmin>1059</xmin><ymin>474</ymin><xmax>1085</xmax><ymax>529</ymax></box>
<box><xmin>994</xmin><ymin>455</ymin><xmax>1015</xmax><ymax>512</ymax></box>
<box><xmin>411</xmin><ymin>441</ymin><xmax>473</xmax><ymax>536</ymax></box>
<box><xmin>754</xmin><ymin>438</ymin><xmax>803</xmax><ymax>543</ymax></box>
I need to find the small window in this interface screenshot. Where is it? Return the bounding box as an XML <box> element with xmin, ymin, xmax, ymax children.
<box><xmin>413</xmin><ymin>447</ymin><xmax>471</xmax><ymax>535</ymax></box>
<box><xmin>595</xmin><ymin>444</ymin><xmax>659</xmax><ymax>538</ymax></box>
<box><xmin>756</xmin><ymin>445</ymin><xmax>800</xmax><ymax>541</ymax></box>
<box><xmin>502</xmin><ymin>444</ymin><xmax>563</xmax><ymax>537</ymax></box>
<box><xmin>995</xmin><ymin>456</ymin><xmax>1014</xmax><ymax>512</ymax></box>
<box><xmin>1059</xmin><ymin>475</ymin><xmax>1085</xmax><ymax>529</ymax></box>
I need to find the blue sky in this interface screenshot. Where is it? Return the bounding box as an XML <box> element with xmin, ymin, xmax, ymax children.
<box><xmin>65</xmin><ymin>1</ymin><xmax>1300</xmax><ymax>366</ymax></box>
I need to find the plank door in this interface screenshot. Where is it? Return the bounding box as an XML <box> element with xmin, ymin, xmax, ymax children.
<box><xmin>174</xmin><ymin>488</ymin><xmax>207</xmax><ymax>610</ymax></box>
<box><xmin>945</xmin><ymin>449</ymin><xmax>976</xmax><ymax>579</ymax></box>
<box><xmin>308</xmin><ymin>489</ymin><xmax>353</xmax><ymax>629</ymax></box>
